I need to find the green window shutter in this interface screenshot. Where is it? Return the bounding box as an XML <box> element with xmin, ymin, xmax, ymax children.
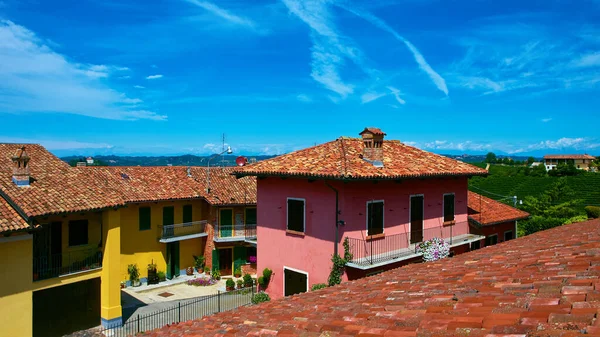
<box><xmin>183</xmin><ymin>205</ymin><xmax>193</xmax><ymax>223</ymax></box>
<box><xmin>233</xmin><ymin>246</ymin><xmax>247</xmax><ymax>272</ymax></box>
<box><xmin>245</xmin><ymin>208</ymin><xmax>257</xmax><ymax>224</ymax></box>
<box><xmin>139</xmin><ymin>207</ymin><xmax>151</xmax><ymax>231</ymax></box>
<box><xmin>212</xmin><ymin>249</ymin><xmax>219</xmax><ymax>272</ymax></box>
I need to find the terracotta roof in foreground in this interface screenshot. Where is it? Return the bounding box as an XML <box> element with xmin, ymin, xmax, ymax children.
<box><xmin>544</xmin><ymin>154</ymin><xmax>596</xmax><ymax>160</ymax></box>
<box><xmin>468</xmin><ymin>191</ymin><xmax>530</xmax><ymax>226</ymax></box>
<box><xmin>146</xmin><ymin>219</ymin><xmax>600</xmax><ymax>336</ymax></box>
<box><xmin>0</xmin><ymin>195</ymin><xmax>28</xmax><ymax>233</ymax></box>
<box><xmin>236</xmin><ymin>138</ymin><xmax>488</xmax><ymax>180</ymax></box>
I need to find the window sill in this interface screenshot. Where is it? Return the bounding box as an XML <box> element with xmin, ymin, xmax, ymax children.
<box><xmin>443</xmin><ymin>220</ymin><xmax>455</xmax><ymax>227</ymax></box>
<box><xmin>366</xmin><ymin>233</ymin><xmax>385</xmax><ymax>241</ymax></box>
<box><xmin>286</xmin><ymin>229</ymin><xmax>305</xmax><ymax>237</ymax></box>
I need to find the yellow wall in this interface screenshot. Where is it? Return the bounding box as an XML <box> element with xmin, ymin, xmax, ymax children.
<box><xmin>42</xmin><ymin>213</ymin><xmax>103</xmax><ymax>266</ymax></box>
<box><xmin>119</xmin><ymin>199</ymin><xmax>206</xmax><ymax>280</ymax></box>
<box><xmin>0</xmin><ymin>235</ymin><xmax>33</xmax><ymax>337</ymax></box>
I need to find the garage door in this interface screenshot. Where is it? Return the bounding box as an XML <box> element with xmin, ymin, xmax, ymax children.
<box><xmin>284</xmin><ymin>268</ymin><xmax>307</xmax><ymax>297</ymax></box>
<box><xmin>33</xmin><ymin>278</ymin><xmax>101</xmax><ymax>337</ymax></box>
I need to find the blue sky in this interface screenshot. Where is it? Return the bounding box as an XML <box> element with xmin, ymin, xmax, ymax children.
<box><xmin>1</xmin><ymin>0</ymin><xmax>599</xmax><ymax>157</ymax></box>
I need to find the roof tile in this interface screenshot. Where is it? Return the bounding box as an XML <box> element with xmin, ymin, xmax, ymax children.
<box><xmin>468</xmin><ymin>191</ymin><xmax>530</xmax><ymax>226</ymax></box>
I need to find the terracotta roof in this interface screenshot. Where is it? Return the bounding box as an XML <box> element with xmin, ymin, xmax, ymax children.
<box><xmin>190</xmin><ymin>167</ymin><xmax>256</xmax><ymax>205</ymax></box>
<box><xmin>236</xmin><ymin>138</ymin><xmax>488</xmax><ymax>180</ymax></box>
<box><xmin>359</xmin><ymin>127</ymin><xmax>386</xmax><ymax>136</ymax></box>
<box><xmin>0</xmin><ymin>194</ymin><xmax>28</xmax><ymax>233</ymax></box>
<box><xmin>468</xmin><ymin>191</ymin><xmax>530</xmax><ymax>226</ymax></box>
<box><xmin>0</xmin><ymin>144</ymin><xmax>124</xmax><ymax>217</ymax></box>
<box><xmin>544</xmin><ymin>154</ymin><xmax>596</xmax><ymax>160</ymax></box>
<box><xmin>146</xmin><ymin>219</ymin><xmax>600</xmax><ymax>336</ymax></box>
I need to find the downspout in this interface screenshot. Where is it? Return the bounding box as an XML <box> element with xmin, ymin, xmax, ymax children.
<box><xmin>324</xmin><ymin>182</ymin><xmax>341</xmax><ymax>257</ymax></box>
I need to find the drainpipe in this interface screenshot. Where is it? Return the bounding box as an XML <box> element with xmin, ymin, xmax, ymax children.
<box><xmin>324</xmin><ymin>182</ymin><xmax>343</xmax><ymax>257</ymax></box>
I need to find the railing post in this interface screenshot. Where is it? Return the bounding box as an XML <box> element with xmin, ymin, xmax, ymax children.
<box><xmin>137</xmin><ymin>314</ymin><xmax>140</xmax><ymax>334</ymax></box>
<box><xmin>178</xmin><ymin>302</ymin><xmax>181</xmax><ymax>323</ymax></box>
<box><xmin>218</xmin><ymin>290</ymin><xmax>221</xmax><ymax>312</ymax></box>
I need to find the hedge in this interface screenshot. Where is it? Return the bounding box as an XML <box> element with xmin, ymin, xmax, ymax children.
<box><xmin>585</xmin><ymin>206</ymin><xmax>600</xmax><ymax>219</ymax></box>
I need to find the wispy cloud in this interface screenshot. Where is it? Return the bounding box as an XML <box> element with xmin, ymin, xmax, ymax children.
<box><xmin>133</xmin><ymin>85</ymin><xmax>145</xmax><ymax>89</ymax></box>
<box><xmin>571</xmin><ymin>52</ymin><xmax>600</xmax><ymax>68</ymax></box>
<box><xmin>407</xmin><ymin>137</ymin><xmax>600</xmax><ymax>154</ymax></box>
<box><xmin>185</xmin><ymin>0</ymin><xmax>256</xmax><ymax>28</ymax></box>
<box><xmin>296</xmin><ymin>94</ymin><xmax>313</xmax><ymax>102</ymax></box>
<box><xmin>0</xmin><ymin>20</ymin><xmax>165</xmax><ymax>121</ymax></box>
<box><xmin>361</xmin><ymin>91</ymin><xmax>386</xmax><ymax>104</ymax></box>
<box><xmin>146</xmin><ymin>74</ymin><xmax>163</xmax><ymax>80</ymax></box>
<box><xmin>541</xmin><ymin>117</ymin><xmax>552</xmax><ymax>122</ymax></box>
<box><xmin>0</xmin><ymin>136</ymin><xmax>113</xmax><ymax>151</ymax></box>
<box><xmin>334</xmin><ymin>3</ymin><xmax>448</xmax><ymax>96</ymax></box>
<box><xmin>386</xmin><ymin>86</ymin><xmax>406</xmax><ymax>104</ymax></box>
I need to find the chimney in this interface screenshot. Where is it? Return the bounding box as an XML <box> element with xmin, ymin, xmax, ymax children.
<box><xmin>359</xmin><ymin>127</ymin><xmax>386</xmax><ymax>166</ymax></box>
<box><xmin>11</xmin><ymin>146</ymin><xmax>31</xmax><ymax>187</ymax></box>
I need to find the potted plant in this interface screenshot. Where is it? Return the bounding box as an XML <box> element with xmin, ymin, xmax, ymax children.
<box><xmin>236</xmin><ymin>279</ymin><xmax>243</xmax><ymax>289</ymax></box>
<box><xmin>243</xmin><ymin>274</ymin><xmax>253</xmax><ymax>288</ymax></box>
<box><xmin>147</xmin><ymin>261</ymin><xmax>159</xmax><ymax>285</ymax></box>
<box><xmin>211</xmin><ymin>269</ymin><xmax>221</xmax><ymax>281</ymax></box>
<box><xmin>127</xmin><ymin>264</ymin><xmax>141</xmax><ymax>287</ymax></box>
<box><xmin>193</xmin><ymin>255</ymin><xmax>205</xmax><ymax>272</ymax></box>
<box><xmin>225</xmin><ymin>278</ymin><xmax>235</xmax><ymax>291</ymax></box>
<box><xmin>120</xmin><ymin>281</ymin><xmax>127</xmax><ymax>289</ymax></box>
<box><xmin>186</xmin><ymin>266</ymin><xmax>194</xmax><ymax>276</ymax></box>
<box><xmin>157</xmin><ymin>271</ymin><xmax>166</xmax><ymax>282</ymax></box>
<box><xmin>234</xmin><ymin>267</ymin><xmax>242</xmax><ymax>278</ymax></box>
<box><xmin>204</xmin><ymin>266</ymin><xmax>210</xmax><ymax>274</ymax></box>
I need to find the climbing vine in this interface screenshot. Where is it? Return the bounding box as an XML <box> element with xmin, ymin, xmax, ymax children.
<box><xmin>327</xmin><ymin>237</ymin><xmax>353</xmax><ymax>286</ymax></box>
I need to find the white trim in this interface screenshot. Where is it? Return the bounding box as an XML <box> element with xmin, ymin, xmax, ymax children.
<box><xmin>442</xmin><ymin>193</ymin><xmax>455</xmax><ymax>222</ymax></box>
<box><xmin>0</xmin><ymin>233</ymin><xmax>32</xmax><ymax>243</ymax></box>
<box><xmin>366</xmin><ymin>200</ymin><xmax>385</xmax><ymax>236</ymax></box>
<box><xmin>286</xmin><ymin>197</ymin><xmax>306</xmax><ymax>233</ymax></box>
<box><xmin>283</xmin><ymin>266</ymin><xmax>309</xmax><ymax>297</ymax></box>
<box><xmin>503</xmin><ymin>230</ymin><xmax>513</xmax><ymax>241</ymax></box>
<box><xmin>409</xmin><ymin>194</ymin><xmax>424</xmax><ymax>238</ymax></box>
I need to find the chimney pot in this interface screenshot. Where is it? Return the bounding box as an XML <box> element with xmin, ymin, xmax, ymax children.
<box><xmin>11</xmin><ymin>146</ymin><xmax>31</xmax><ymax>187</ymax></box>
<box><xmin>359</xmin><ymin>127</ymin><xmax>386</xmax><ymax>165</ymax></box>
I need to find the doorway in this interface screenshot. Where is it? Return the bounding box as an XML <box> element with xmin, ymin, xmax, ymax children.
<box><xmin>284</xmin><ymin>267</ymin><xmax>308</xmax><ymax>297</ymax></box>
<box><xmin>410</xmin><ymin>195</ymin><xmax>424</xmax><ymax>244</ymax></box>
<box><xmin>218</xmin><ymin>248</ymin><xmax>233</xmax><ymax>276</ymax></box>
<box><xmin>219</xmin><ymin>209</ymin><xmax>233</xmax><ymax>237</ymax></box>
<box><xmin>166</xmin><ymin>241</ymin><xmax>180</xmax><ymax>279</ymax></box>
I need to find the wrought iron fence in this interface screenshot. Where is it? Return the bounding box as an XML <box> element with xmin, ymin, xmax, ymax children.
<box><xmin>32</xmin><ymin>248</ymin><xmax>102</xmax><ymax>281</ymax></box>
<box><xmin>215</xmin><ymin>224</ymin><xmax>256</xmax><ymax>239</ymax></box>
<box><xmin>347</xmin><ymin>222</ymin><xmax>468</xmax><ymax>266</ymax></box>
<box><xmin>159</xmin><ymin>220</ymin><xmax>207</xmax><ymax>240</ymax></box>
<box><xmin>102</xmin><ymin>286</ymin><xmax>256</xmax><ymax>337</ymax></box>
<box><xmin>245</xmin><ymin>224</ymin><xmax>257</xmax><ymax>240</ymax></box>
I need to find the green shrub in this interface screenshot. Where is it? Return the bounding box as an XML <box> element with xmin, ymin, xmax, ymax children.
<box><xmin>565</xmin><ymin>215</ymin><xmax>589</xmax><ymax>224</ymax></box>
<box><xmin>311</xmin><ymin>283</ymin><xmax>328</xmax><ymax>291</ymax></box>
<box><xmin>225</xmin><ymin>279</ymin><xmax>235</xmax><ymax>289</ymax></box>
<box><xmin>236</xmin><ymin>279</ymin><xmax>243</xmax><ymax>289</ymax></box>
<box><xmin>234</xmin><ymin>267</ymin><xmax>242</xmax><ymax>277</ymax></box>
<box><xmin>251</xmin><ymin>292</ymin><xmax>271</xmax><ymax>304</ymax></box>
<box><xmin>259</xmin><ymin>268</ymin><xmax>272</xmax><ymax>289</ymax></box>
<box><xmin>257</xmin><ymin>276</ymin><xmax>265</xmax><ymax>286</ymax></box>
<box><xmin>127</xmin><ymin>264</ymin><xmax>140</xmax><ymax>283</ymax></box>
<box><xmin>193</xmin><ymin>255</ymin><xmax>205</xmax><ymax>270</ymax></box>
<box><xmin>211</xmin><ymin>269</ymin><xmax>221</xmax><ymax>280</ymax></box>
<box><xmin>204</xmin><ymin>266</ymin><xmax>210</xmax><ymax>274</ymax></box>
<box><xmin>585</xmin><ymin>206</ymin><xmax>600</xmax><ymax>219</ymax></box>
<box><xmin>243</xmin><ymin>274</ymin><xmax>253</xmax><ymax>287</ymax></box>
<box><xmin>157</xmin><ymin>271</ymin><xmax>166</xmax><ymax>281</ymax></box>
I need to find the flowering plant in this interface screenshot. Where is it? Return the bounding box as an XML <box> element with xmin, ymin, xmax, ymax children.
<box><xmin>416</xmin><ymin>237</ymin><xmax>450</xmax><ymax>262</ymax></box>
<box><xmin>187</xmin><ymin>276</ymin><xmax>217</xmax><ymax>287</ymax></box>
<box><xmin>248</xmin><ymin>256</ymin><xmax>257</xmax><ymax>264</ymax></box>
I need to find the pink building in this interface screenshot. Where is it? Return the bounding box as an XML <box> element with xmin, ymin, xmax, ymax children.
<box><xmin>235</xmin><ymin>128</ymin><xmax>488</xmax><ymax>299</ymax></box>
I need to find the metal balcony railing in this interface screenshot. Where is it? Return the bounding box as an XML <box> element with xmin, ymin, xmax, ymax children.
<box><xmin>214</xmin><ymin>224</ymin><xmax>257</xmax><ymax>240</ymax></box>
<box><xmin>245</xmin><ymin>224</ymin><xmax>257</xmax><ymax>241</ymax></box>
<box><xmin>159</xmin><ymin>221</ymin><xmax>207</xmax><ymax>240</ymax></box>
<box><xmin>347</xmin><ymin>221</ymin><xmax>470</xmax><ymax>267</ymax></box>
<box><xmin>33</xmin><ymin>248</ymin><xmax>102</xmax><ymax>281</ymax></box>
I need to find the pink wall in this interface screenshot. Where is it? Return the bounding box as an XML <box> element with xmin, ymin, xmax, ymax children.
<box><xmin>257</xmin><ymin>177</ymin><xmax>469</xmax><ymax>299</ymax></box>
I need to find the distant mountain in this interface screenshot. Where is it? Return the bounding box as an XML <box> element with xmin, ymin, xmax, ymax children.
<box><xmin>61</xmin><ymin>154</ymin><xmax>276</xmax><ymax>167</ymax></box>
<box><xmin>441</xmin><ymin>154</ymin><xmax>541</xmax><ymax>163</ymax></box>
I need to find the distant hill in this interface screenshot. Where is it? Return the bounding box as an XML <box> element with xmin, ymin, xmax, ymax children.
<box><xmin>61</xmin><ymin>155</ymin><xmax>276</xmax><ymax>167</ymax></box>
<box><xmin>442</xmin><ymin>154</ymin><xmax>540</xmax><ymax>163</ymax></box>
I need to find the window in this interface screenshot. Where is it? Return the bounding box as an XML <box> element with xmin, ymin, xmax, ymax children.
<box><xmin>182</xmin><ymin>205</ymin><xmax>193</xmax><ymax>224</ymax></box>
<box><xmin>471</xmin><ymin>241</ymin><xmax>481</xmax><ymax>250</ymax></box>
<box><xmin>287</xmin><ymin>198</ymin><xmax>305</xmax><ymax>233</ymax></box>
<box><xmin>443</xmin><ymin>194</ymin><xmax>455</xmax><ymax>223</ymax></box>
<box><xmin>245</xmin><ymin>208</ymin><xmax>257</xmax><ymax>225</ymax></box>
<box><xmin>68</xmin><ymin>220</ymin><xmax>88</xmax><ymax>246</ymax></box>
<box><xmin>485</xmin><ymin>234</ymin><xmax>498</xmax><ymax>246</ymax></box>
<box><xmin>246</xmin><ymin>246</ymin><xmax>257</xmax><ymax>264</ymax></box>
<box><xmin>504</xmin><ymin>230</ymin><xmax>514</xmax><ymax>242</ymax></box>
<box><xmin>367</xmin><ymin>201</ymin><xmax>384</xmax><ymax>236</ymax></box>
<box><xmin>139</xmin><ymin>207</ymin><xmax>151</xmax><ymax>231</ymax></box>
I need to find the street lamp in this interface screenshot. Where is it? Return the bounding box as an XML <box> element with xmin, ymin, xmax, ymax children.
<box><xmin>206</xmin><ymin>146</ymin><xmax>233</xmax><ymax>193</ymax></box>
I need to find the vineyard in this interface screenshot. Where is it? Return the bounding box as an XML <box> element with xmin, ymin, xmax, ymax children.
<box><xmin>468</xmin><ymin>164</ymin><xmax>600</xmax><ymax>210</ymax></box>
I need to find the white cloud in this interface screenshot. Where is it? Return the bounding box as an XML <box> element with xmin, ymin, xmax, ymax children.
<box><xmin>133</xmin><ymin>85</ymin><xmax>145</xmax><ymax>89</ymax></box>
<box><xmin>335</xmin><ymin>3</ymin><xmax>448</xmax><ymax>96</ymax></box>
<box><xmin>0</xmin><ymin>136</ymin><xmax>113</xmax><ymax>151</ymax></box>
<box><xmin>0</xmin><ymin>20</ymin><xmax>165</xmax><ymax>121</ymax></box>
<box><xmin>296</xmin><ymin>94</ymin><xmax>312</xmax><ymax>102</ymax></box>
<box><xmin>571</xmin><ymin>52</ymin><xmax>600</xmax><ymax>68</ymax></box>
<box><xmin>361</xmin><ymin>91</ymin><xmax>386</xmax><ymax>104</ymax></box>
<box><xmin>386</xmin><ymin>86</ymin><xmax>406</xmax><ymax>104</ymax></box>
<box><xmin>146</xmin><ymin>74</ymin><xmax>163</xmax><ymax>80</ymax></box>
<box><xmin>421</xmin><ymin>140</ymin><xmax>493</xmax><ymax>152</ymax></box>
<box><xmin>185</xmin><ymin>0</ymin><xmax>256</xmax><ymax>28</ymax></box>
<box><xmin>119</xmin><ymin>75</ymin><xmax>131</xmax><ymax>79</ymax></box>
<box><xmin>541</xmin><ymin>117</ymin><xmax>552</xmax><ymax>122</ymax></box>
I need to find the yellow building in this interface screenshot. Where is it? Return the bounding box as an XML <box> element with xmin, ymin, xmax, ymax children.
<box><xmin>543</xmin><ymin>154</ymin><xmax>596</xmax><ymax>171</ymax></box>
<box><xmin>0</xmin><ymin>144</ymin><xmax>256</xmax><ymax>336</ymax></box>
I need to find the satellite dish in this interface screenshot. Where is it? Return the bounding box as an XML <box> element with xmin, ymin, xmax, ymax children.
<box><xmin>235</xmin><ymin>156</ymin><xmax>248</xmax><ymax>167</ymax></box>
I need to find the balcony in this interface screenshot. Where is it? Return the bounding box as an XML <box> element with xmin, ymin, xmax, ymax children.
<box><xmin>159</xmin><ymin>221</ymin><xmax>208</xmax><ymax>243</ymax></box>
<box><xmin>33</xmin><ymin>248</ymin><xmax>102</xmax><ymax>281</ymax></box>
<box><xmin>214</xmin><ymin>224</ymin><xmax>257</xmax><ymax>245</ymax></box>
<box><xmin>346</xmin><ymin>222</ymin><xmax>484</xmax><ymax>270</ymax></box>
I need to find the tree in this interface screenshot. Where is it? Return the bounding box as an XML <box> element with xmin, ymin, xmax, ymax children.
<box><xmin>527</xmin><ymin>157</ymin><xmax>536</xmax><ymax>166</ymax></box>
<box><xmin>548</xmin><ymin>163</ymin><xmax>580</xmax><ymax>177</ymax></box>
<box><xmin>485</xmin><ymin>152</ymin><xmax>497</xmax><ymax>164</ymax></box>
<box><xmin>529</xmin><ymin>164</ymin><xmax>547</xmax><ymax>177</ymax></box>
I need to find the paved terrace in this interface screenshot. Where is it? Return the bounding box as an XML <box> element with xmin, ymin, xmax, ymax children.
<box><xmin>145</xmin><ymin>219</ymin><xmax>600</xmax><ymax>337</ymax></box>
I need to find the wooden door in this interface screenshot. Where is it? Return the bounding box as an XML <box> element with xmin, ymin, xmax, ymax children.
<box><xmin>410</xmin><ymin>196</ymin><xmax>424</xmax><ymax>244</ymax></box>
<box><xmin>218</xmin><ymin>248</ymin><xmax>233</xmax><ymax>276</ymax></box>
<box><xmin>163</xmin><ymin>206</ymin><xmax>175</xmax><ymax>237</ymax></box>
